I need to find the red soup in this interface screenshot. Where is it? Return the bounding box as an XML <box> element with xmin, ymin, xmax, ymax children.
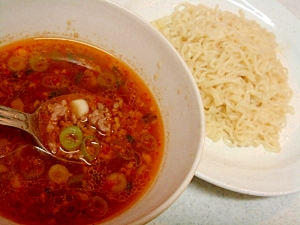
<box><xmin>0</xmin><ymin>38</ymin><xmax>164</xmax><ymax>225</ymax></box>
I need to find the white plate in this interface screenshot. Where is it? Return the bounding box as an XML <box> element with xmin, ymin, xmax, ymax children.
<box><xmin>111</xmin><ymin>0</ymin><xmax>300</xmax><ymax>196</ymax></box>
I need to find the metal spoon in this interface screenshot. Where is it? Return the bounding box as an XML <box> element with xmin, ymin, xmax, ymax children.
<box><xmin>0</xmin><ymin>94</ymin><xmax>89</xmax><ymax>164</ymax></box>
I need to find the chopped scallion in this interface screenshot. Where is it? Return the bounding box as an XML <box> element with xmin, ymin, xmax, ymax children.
<box><xmin>81</xmin><ymin>135</ymin><xmax>100</xmax><ymax>162</ymax></box>
<box><xmin>59</xmin><ymin>126</ymin><xmax>83</xmax><ymax>151</ymax></box>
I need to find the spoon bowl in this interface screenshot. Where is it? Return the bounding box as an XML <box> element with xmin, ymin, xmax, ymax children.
<box><xmin>0</xmin><ymin>94</ymin><xmax>91</xmax><ymax>164</ymax></box>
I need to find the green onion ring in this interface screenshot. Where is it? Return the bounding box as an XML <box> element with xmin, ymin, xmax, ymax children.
<box><xmin>59</xmin><ymin>126</ymin><xmax>83</xmax><ymax>151</ymax></box>
<box><xmin>81</xmin><ymin>136</ymin><xmax>100</xmax><ymax>162</ymax></box>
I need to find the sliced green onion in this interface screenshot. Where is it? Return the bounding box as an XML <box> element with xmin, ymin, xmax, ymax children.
<box><xmin>29</xmin><ymin>55</ymin><xmax>49</xmax><ymax>72</ymax></box>
<box><xmin>81</xmin><ymin>136</ymin><xmax>100</xmax><ymax>162</ymax></box>
<box><xmin>48</xmin><ymin>164</ymin><xmax>70</xmax><ymax>184</ymax></box>
<box><xmin>97</xmin><ymin>71</ymin><xmax>117</xmax><ymax>88</ymax></box>
<box><xmin>7</xmin><ymin>56</ymin><xmax>27</xmax><ymax>71</ymax></box>
<box><xmin>59</xmin><ymin>126</ymin><xmax>83</xmax><ymax>151</ymax></box>
<box><xmin>86</xmin><ymin>196</ymin><xmax>108</xmax><ymax>218</ymax></box>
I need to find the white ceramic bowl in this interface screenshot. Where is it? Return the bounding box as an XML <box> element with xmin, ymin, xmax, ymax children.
<box><xmin>0</xmin><ymin>0</ymin><xmax>205</xmax><ymax>224</ymax></box>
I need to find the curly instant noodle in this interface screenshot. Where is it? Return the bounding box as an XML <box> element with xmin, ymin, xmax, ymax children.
<box><xmin>152</xmin><ymin>3</ymin><xmax>294</xmax><ymax>152</ymax></box>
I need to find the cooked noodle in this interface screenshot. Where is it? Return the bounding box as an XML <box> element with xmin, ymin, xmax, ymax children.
<box><xmin>152</xmin><ymin>3</ymin><xmax>294</xmax><ymax>152</ymax></box>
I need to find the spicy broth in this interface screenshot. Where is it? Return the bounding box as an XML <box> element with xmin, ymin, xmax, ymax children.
<box><xmin>0</xmin><ymin>38</ymin><xmax>164</xmax><ymax>225</ymax></box>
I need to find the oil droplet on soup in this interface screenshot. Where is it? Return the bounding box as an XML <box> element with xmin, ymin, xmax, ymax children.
<box><xmin>0</xmin><ymin>38</ymin><xmax>164</xmax><ymax>225</ymax></box>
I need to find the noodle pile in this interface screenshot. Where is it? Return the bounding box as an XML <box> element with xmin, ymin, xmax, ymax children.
<box><xmin>152</xmin><ymin>3</ymin><xmax>294</xmax><ymax>152</ymax></box>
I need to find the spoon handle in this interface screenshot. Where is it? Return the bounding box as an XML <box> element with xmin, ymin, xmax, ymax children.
<box><xmin>0</xmin><ymin>104</ymin><xmax>86</xmax><ymax>164</ymax></box>
<box><xmin>0</xmin><ymin>105</ymin><xmax>32</xmax><ymax>132</ymax></box>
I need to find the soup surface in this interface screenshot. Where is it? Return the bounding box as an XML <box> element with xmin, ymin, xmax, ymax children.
<box><xmin>0</xmin><ymin>38</ymin><xmax>164</xmax><ymax>224</ymax></box>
